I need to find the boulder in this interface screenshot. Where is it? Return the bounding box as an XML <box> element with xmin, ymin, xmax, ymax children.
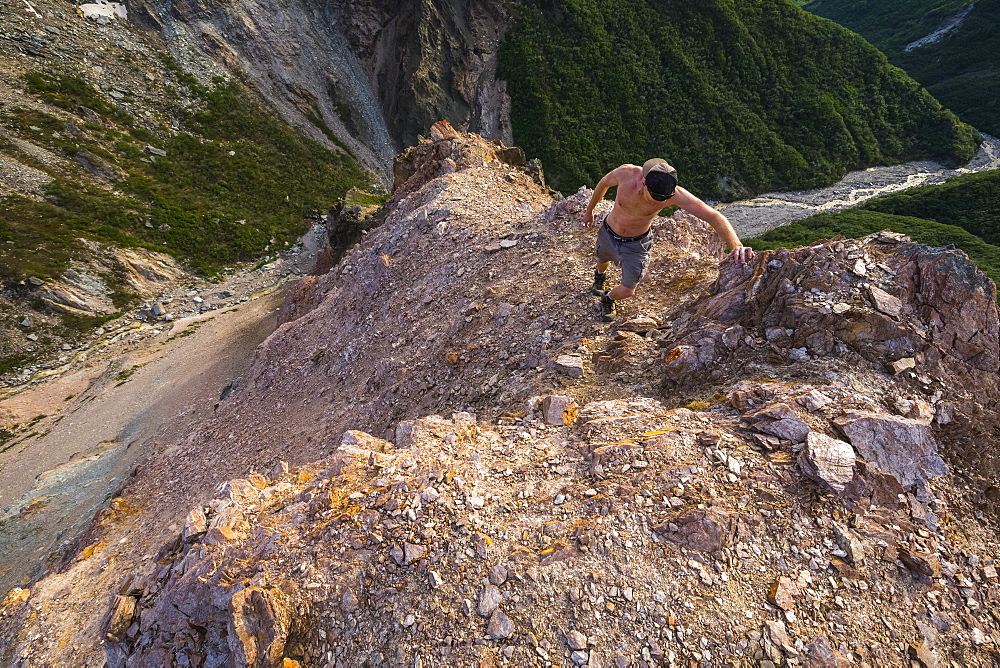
<box><xmin>834</xmin><ymin>412</ymin><xmax>947</xmax><ymax>494</ymax></box>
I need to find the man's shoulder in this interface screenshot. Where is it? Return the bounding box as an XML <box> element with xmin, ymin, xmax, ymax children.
<box><xmin>610</xmin><ymin>164</ymin><xmax>642</xmax><ymax>179</ymax></box>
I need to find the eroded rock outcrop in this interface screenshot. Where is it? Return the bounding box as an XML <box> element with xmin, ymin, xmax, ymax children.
<box><xmin>663</xmin><ymin>232</ymin><xmax>1000</xmax><ymax>432</ymax></box>
<box><xmin>130</xmin><ymin>0</ymin><xmax>514</xmax><ymax>179</ymax></box>
<box><xmin>103</xmin><ymin>385</ymin><xmax>994</xmax><ymax>666</ymax></box>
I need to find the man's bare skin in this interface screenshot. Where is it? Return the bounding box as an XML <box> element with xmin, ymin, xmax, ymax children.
<box><xmin>584</xmin><ymin>162</ymin><xmax>754</xmax><ymax>303</ymax></box>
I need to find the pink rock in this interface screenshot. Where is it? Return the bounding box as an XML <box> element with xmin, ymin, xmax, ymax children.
<box><xmin>541</xmin><ymin>395</ymin><xmax>579</xmax><ymax>425</ymax></box>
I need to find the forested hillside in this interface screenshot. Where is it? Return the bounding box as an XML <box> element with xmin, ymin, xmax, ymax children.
<box><xmin>498</xmin><ymin>0</ymin><xmax>980</xmax><ymax>199</ymax></box>
<box><xmin>748</xmin><ymin>169</ymin><xmax>1000</xmax><ymax>286</ymax></box>
<box><xmin>803</xmin><ymin>0</ymin><xmax>1000</xmax><ymax>137</ymax></box>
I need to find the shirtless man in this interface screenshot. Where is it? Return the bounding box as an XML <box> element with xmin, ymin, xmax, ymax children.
<box><xmin>583</xmin><ymin>158</ymin><xmax>754</xmax><ymax>322</ymax></box>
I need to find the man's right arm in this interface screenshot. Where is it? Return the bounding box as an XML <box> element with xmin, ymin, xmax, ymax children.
<box><xmin>583</xmin><ymin>168</ymin><xmax>621</xmax><ymax>228</ymax></box>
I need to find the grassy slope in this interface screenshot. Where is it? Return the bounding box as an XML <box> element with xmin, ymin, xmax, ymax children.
<box><xmin>497</xmin><ymin>0</ymin><xmax>980</xmax><ymax>199</ymax></box>
<box><xmin>747</xmin><ymin>169</ymin><xmax>1000</xmax><ymax>286</ymax></box>
<box><xmin>0</xmin><ymin>72</ymin><xmax>371</xmax><ymax>282</ymax></box>
<box><xmin>803</xmin><ymin>0</ymin><xmax>1000</xmax><ymax>136</ymax></box>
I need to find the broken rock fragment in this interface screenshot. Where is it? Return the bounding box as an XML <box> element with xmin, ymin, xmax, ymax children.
<box><xmin>867</xmin><ymin>285</ymin><xmax>903</xmax><ymax>318</ymax></box>
<box><xmin>540</xmin><ymin>395</ymin><xmax>579</xmax><ymax>425</ymax></box>
<box><xmin>803</xmin><ymin>636</ymin><xmax>852</xmax><ymax>667</ymax></box>
<box><xmin>747</xmin><ymin>403</ymin><xmax>810</xmax><ymax>442</ymax></box>
<box><xmin>655</xmin><ymin>509</ymin><xmax>732</xmax><ymax>553</ymax></box>
<box><xmin>834</xmin><ymin>412</ymin><xmax>946</xmax><ymax>493</ymax></box>
<box><xmin>478</xmin><ymin>584</ymin><xmax>503</xmax><ymax>616</ymax></box>
<box><xmin>554</xmin><ymin>354</ymin><xmax>585</xmax><ymax>378</ymax></box>
<box><xmin>797</xmin><ymin>432</ymin><xmax>856</xmax><ymax>494</ymax></box>
<box><xmin>486</xmin><ymin>609</ymin><xmax>514</xmax><ymax>639</ymax></box>
<box><xmin>767</xmin><ymin>576</ymin><xmax>797</xmax><ymax>612</ymax></box>
<box><xmin>228</xmin><ymin>587</ymin><xmax>291</xmax><ymax>667</ymax></box>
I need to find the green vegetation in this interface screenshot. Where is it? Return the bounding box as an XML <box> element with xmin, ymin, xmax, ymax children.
<box><xmin>164</xmin><ymin>320</ymin><xmax>207</xmax><ymax>342</ymax></box>
<box><xmin>113</xmin><ymin>363</ymin><xmax>147</xmax><ymax>385</ymax></box>
<box><xmin>0</xmin><ymin>356</ymin><xmax>27</xmax><ymax>375</ymax></box>
<box><xmin>23</xmin><ymin>71</ymin><xmax>127</xmax><ymax>122</ymax></box>
<box><xmin>748</xmin><ymin>169</ymin><xmax>1000</xmax><ymax>286</ymax></box>
<box><xmin>498</xmin><ymin>0</ymin><xmax>980</xmax><ymax>199</ymax></box>
<box><xmin>0</xmin><ymin>73</ymin><xmax>372</xmax><ymax>285</ymax></box>
<box><xmin>345</xmin><ymin>188</ymin><xmax>390</xmax><ymax>208</ymax></box>
<box><xmin>803</xmin><ymin>0</ymin><xmax>1000</xmax><ymax>136</ymax></box>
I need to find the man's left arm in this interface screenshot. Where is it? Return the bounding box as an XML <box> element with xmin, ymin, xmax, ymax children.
<box><xmin>673</xmin><ymin>187</ymin><xmax>754</xmax><ymax>264</ymax></box>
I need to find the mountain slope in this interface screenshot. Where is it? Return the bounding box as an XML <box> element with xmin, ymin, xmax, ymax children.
<box><xmin>498</xmin><ymin>0</ymin><xmax>980</xmax><ymax>199</ymax></box>
<box><xmin>0</xmin><ymin>2</ymin><xmax>371</xmax><ymax>376</ymax></box>
<box><xmin>2</xmin><ymin>126</ymin><xmax>998</xmax><ymax>667</ymax></box>
<box><xmin>803</xmin><ymin>0</ymin><xmax>1000</xmax><ymax>136</ymax></box>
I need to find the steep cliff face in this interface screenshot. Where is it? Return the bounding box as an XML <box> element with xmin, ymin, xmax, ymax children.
<box><xmin>2</xmin><ymin>126</ymin><xmax>999</xmax><ymax>667</ymax></box>
<box><xmin>130</xmin><ymin>0</ymin><xmax>513</xmax><ymax>181</ymax></box>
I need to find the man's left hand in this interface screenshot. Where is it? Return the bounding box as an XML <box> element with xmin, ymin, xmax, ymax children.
<box><xmin>727</xmin><ymin>246</ymin><xmax>755</xmax><ymax>265</ymax></box>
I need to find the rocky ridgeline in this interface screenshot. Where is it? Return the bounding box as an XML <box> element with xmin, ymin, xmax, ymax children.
<box><xmin>1</xmin><ymin>126</ymin><xmax>998</xmax><ymax>666</ymax></box>
<box><xmin>104</xmin><ymin>385</ymin><xmax>994</xmax><ymax>666</ymax></box>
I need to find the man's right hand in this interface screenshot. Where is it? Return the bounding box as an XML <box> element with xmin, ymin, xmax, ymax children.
<box><xmin>583</xmin><ymin>211</ymin><xmax>595</xmax><ymax>228</ymax></box>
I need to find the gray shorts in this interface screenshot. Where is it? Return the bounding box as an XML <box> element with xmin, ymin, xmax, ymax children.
<box><xmin>595</xmin><ymin>214</ymin><xmax>653</xmax><ymax>290</ymax></box>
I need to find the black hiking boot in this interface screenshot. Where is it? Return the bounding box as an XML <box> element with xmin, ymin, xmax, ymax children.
<box><xmin>600</xmin><ymin>292</ymin><xmax>616</xmax><ymax>322</ymax></box>
<box><xmin>590</xmin><ymin>271</ymin><xmax>607</xmax><ymax>296</ymax></box>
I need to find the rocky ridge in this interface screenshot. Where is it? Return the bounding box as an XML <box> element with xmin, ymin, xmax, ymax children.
<box><xmin>0</xmin><ymin>126</ymin><xmax>998</xmax><ymax>666</ymax></box>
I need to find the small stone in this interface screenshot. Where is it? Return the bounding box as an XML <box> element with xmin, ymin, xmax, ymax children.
<box><xmin>421</xmin><ymin>487</ymin><xmax>440</xmax><ymax>503</ymax></box>
<box><xmin>726</xmin><ymin>455</ymin><xmax>742</xmax><ymax>475</ymax></box>
<box><xmin>390</xmin><ymin>545</ymin><xmax>405</xmax><ymax>565</ymax></box>
<box><xmin>868</xmin><ymin>285</ymin><xmax>902</xmax><ymax>317</ymax></box>
<box><xmin>908</xmin><ymin>642</ymin><xmax>938</xmax><ymax>668</ymax></box>
<box><xmin>832</xmin><ymin>303</ymin><xmax>851</xmax><ymax>314</ymax></box>
<box><xmin>798</xmin><ymin>432</ymin><xmax>856</xmax><ymax>494</ymax></box>
<box><xmin>428</xmin><ymin>571</ymin><xmax>444</xmax><ymax>589</ymax></box>
<box><xmin>540</xmin><ymin>395</ymin><xmax>579</xmax><ymax>425</ymax></box>
<box><xmin>145</xmin><ymin>146</ymin><xmax>167</xmax><ymax>157</ymax></box>
<box><xmin>618</xmin><ymin>316</ymin><xmax>658</xmax><ymax>333</ymax></box>
<box><xmin>401</xmin><ymin>613</ymin><xmax>415</xmax><ymax>627</ymax></box>
<box><xmin>20</xmin><ymin>317</ymin><xmax>30</xmax><ymax>327</ymax></box>
<box><xmin>489</xmin><ymin>564</ymin><xmax>508</xmax><ymax>585</ymax></box>
<box><xmin>403</xmin><ymin>542</ymin><xmax>426</xmax><ymax>565</ymax></box>
<box><xmin>499</xmin><ymin>239</ymin><xmax>518</xmax><ymax>248</ymax></box>
<box><xmin>181</xmin><ymin>507</ymin><xmax>207</xmax><ymax>540</ymax></box>
<box><xmin>570</xmin><ymin>650</ymin><xmax>589</xmax><ymax>665</ymax></box>
<box><xmin>768</xmin><ymin>576</ymin><xmax>796</xmax><ymax>611</ymax></box>
<box><xmin>797</xmin><ymin>390</ymin><xmax>832</xmax><ymax>412</ymax></box>
<box><xmin>486</xmin><ymin>609</ymin><xmax>515</xmax><ymax>639</ymax></box>
<box><xmin>892</xmin><ymin>357</ymin><xmax>916</xmax><ymax>374</ymax></box>
<box><xmin>833</xmin><ymin>526</ymin><xmax>866</xmax><ymax>565</ymax></box>
<box><xmin>565</xmin><ymin>630</ymin><xmax>587</xmax><ymax>651</ymax></box>
<box><xmin>554</xmin><ymin>355</ymin><xmax>585</xmax><ymax>378</ymax></box>
<box><xmin>478</xmin><ymin>584</ymin><xmax>503</xmax><ymax>616</ymax></box>
<box><xmin>341</xmin><ymin>588</ymin><xmax>359</xmax><ymax>613</ymax></box>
